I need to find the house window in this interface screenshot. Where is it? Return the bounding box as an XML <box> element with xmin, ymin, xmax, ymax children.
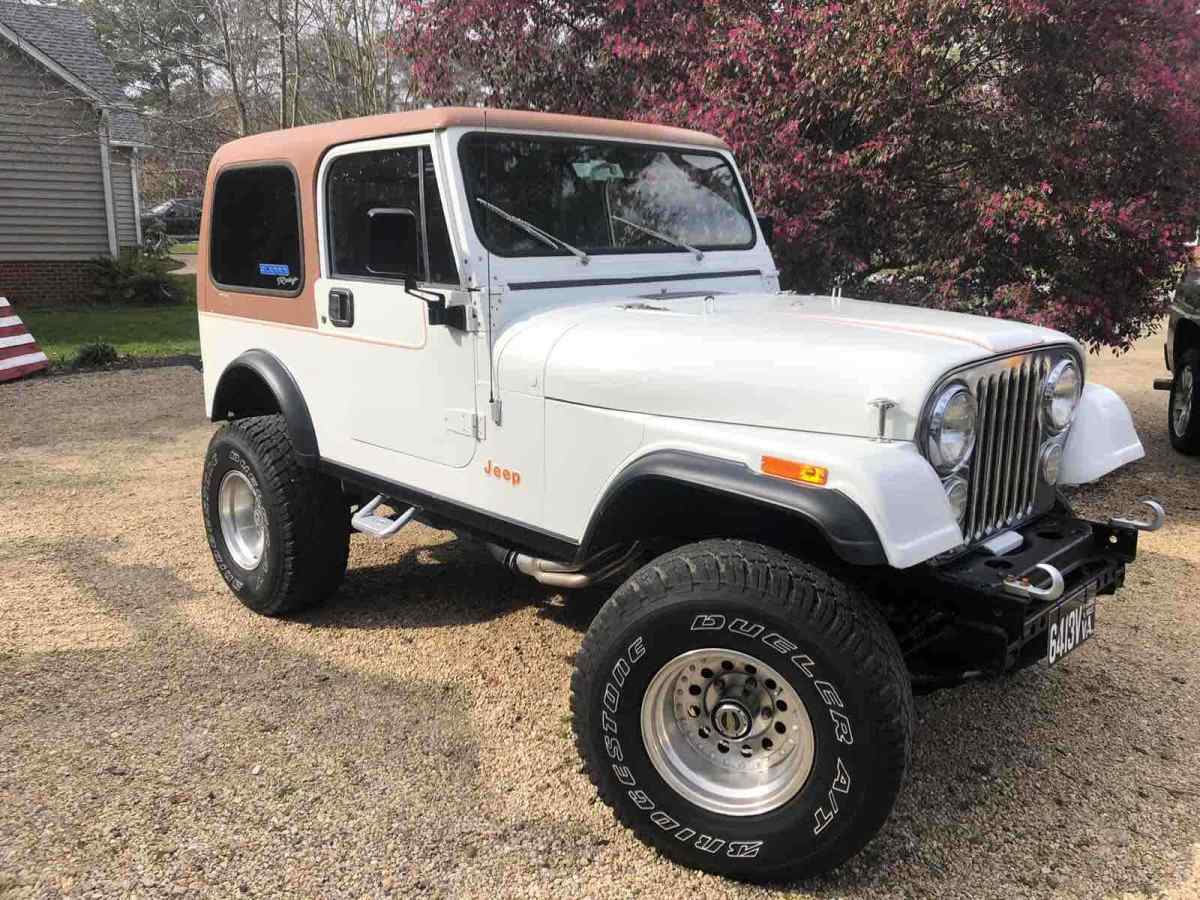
<box><xmin>325</xmin><ymin>147</ymin><xmax>459</xmax><ymax>285</ymax></box>
<box><xmin>210</xmin><ymin>165</ymin><xmax>303</xmax><ymax>294</ymax></box>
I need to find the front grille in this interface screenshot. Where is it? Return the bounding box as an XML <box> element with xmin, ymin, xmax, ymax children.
<box><xmin>946</xmin><ymin>349</ymin><xmax>1075</xmax><ymax>543</ymax></box>
<box><xmin>964</xmin><ymin>355</ymin><xmax>1048</xmax><ymax>541</ymax></box>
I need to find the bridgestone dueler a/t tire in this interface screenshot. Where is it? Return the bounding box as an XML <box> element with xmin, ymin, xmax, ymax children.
<box><xmin>202</xmin><ymin>414</ymin><xmax>349</xmax><ymax>616</ymax></box>
<box><xmin>571</xmin><ymin>539</ymin><xmax>912</xmax><ymax>882</ymax></box>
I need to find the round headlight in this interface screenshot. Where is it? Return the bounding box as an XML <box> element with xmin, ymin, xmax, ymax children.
<box><xmin>927</xmin><ymin>385</ymin><xmax>978</xmax><ymax>472</ymax></box>
<box><xmin>1043</xmin><ymin>359</ymin><xmax>1081</xmax><ymax>432</ymax></box>
<box><xmin>944</xmin><ymin>475</ymin><xmax>969</xmax><ymax>525</ymax></box>
<box><xmin>1040</xmin><ymin>441</ymin><xmax>1064</xmax><ymax>485</ymax></box>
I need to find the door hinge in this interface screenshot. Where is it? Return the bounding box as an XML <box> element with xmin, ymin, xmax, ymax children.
<box><xmin>443</xmin><ymin>290</ymin><xmax>483</xmax><ymax>332</ymax></box>
<box><xmin>462</xmin><ymin>303</ymin><xmax>483</xmax><ymax>333</ymax></box>
<box><xmin>445</xmin><ymin>408</ymin><xmax>484</xmax><ymax>439</ymax></box>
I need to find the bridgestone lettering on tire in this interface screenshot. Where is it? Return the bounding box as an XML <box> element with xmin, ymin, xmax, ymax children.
<box><xmin>202</xmin><ymin>414</ymin><xmax>349</xmax><ymax>616</ymax></box>
<box><xmin>570</xmin><ymin>539</ymin><xmax>913</xmax><ymax>881</ymax></box>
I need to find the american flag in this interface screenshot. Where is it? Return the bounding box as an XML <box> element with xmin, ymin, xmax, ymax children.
<box><xmin>0</xmin><ymin>297</ymin><xmax>50</xmax><ymax>382</ymax></box>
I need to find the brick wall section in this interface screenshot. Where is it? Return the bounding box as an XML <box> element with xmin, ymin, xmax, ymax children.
<box><xmin>0</xmin><ymin>260</ymin><xmax>94</xmax><ymax>307</ymax></box>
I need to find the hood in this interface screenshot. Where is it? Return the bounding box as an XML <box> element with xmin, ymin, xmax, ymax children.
<box><xmin>497</xmin><ymin>292</ymin><xmax>1079</xmax><ymax>440</ymax></box>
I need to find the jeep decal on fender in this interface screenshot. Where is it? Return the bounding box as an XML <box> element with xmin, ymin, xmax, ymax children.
<box><xmin>484</xmin><ymin>459</ymin><xmax>521</xmax><ymax>487</ymax></box>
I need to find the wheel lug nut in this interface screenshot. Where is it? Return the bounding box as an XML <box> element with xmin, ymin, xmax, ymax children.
<box><xmin>761</xmin><ymin>707</ymin><xmax>772</xmax><ymax>719</ymax></box>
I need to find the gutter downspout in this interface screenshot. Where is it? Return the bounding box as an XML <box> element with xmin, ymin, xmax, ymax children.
<box><xmin>130</xmin><ymin>146</ymin><xmax>143</xmax><ymax>246</ymax></box>
<box><xmin>97</xmin><ymin>108</ymin><xmax>118</xmax><ymax>257</ymax></box>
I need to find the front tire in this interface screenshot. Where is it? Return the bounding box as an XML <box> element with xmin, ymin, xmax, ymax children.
<box><xmin>202</xmin><ymin>414</ymin><xmax>349</xmax><ymax>615</ymax></box>
<box><xmin>571</xmin><ymin>540</ymin><xmax>912</xmax><ymax>882</ymax></box>
<box><xmin>1169</xmin><ymin>349</ymin><xmax>1200</xmax><ymax>455</ymax></box>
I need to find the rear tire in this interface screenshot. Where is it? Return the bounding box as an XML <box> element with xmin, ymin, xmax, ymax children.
<box><xmin>202</xmin><ymin>414</ymin><xmax>349</xmax><ymax>615</ymax></box>
<box><xmin>570</xmin><ymin>539</ymin><xmax>912</xmax><ymax>882</ymax></box>
<box><xmin>1169</xmin><ymin>349</ymin><xmax>1200</xmax><ymax>455</ymax></box>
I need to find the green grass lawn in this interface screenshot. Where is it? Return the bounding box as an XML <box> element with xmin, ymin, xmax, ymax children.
<box><xmin>171</xmin><ymin>240</ymin><xmax>199</xmax><ymax>254</ymax></box>
<box><xmin>21</xmin><ymin>274</ymin><xmax>199</xmax><ymax>365</ymax></box>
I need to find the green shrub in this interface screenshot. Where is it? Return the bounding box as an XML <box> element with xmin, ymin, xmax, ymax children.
<box><xmin>72</xmin><ymin>341</ymin><xmax>119</xmax><ymax>368</ymax></box>
<box><xmin>90</xmin><ymin>250</ymin><xmax>178</xmax><ymax>306</ymax></box>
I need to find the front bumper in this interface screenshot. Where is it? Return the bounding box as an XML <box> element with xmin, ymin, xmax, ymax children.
<box><xmin>904</xmin><ymin>506</ymin><xmax>1156</xmax><ymax>683</ymax></box>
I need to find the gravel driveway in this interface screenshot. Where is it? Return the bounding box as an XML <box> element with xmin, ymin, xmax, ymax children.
<box><xmin>2</xmin><ymin>332</ymin><xmax>1198</xmax><ymax>899</ymax></box>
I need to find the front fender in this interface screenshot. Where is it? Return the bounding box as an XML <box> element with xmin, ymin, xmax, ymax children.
<box><xmin>586</xmin><ymin>418</ymin><xmax>963</xmax><ymax>570</ymax></box>
<box><xmin>1060</xmin><ymin>383</ymin><xmax>1144</xmax><ymax>485</ymax></box>
<box><xmin>579</xmin><ymin>449</ymin><xmax>888</xmax><ymax>566</ymax></box>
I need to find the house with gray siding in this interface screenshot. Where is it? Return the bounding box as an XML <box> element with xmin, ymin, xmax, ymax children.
<box><xmin>0</xmin><ymin>2</ymin><xmax>144</xmax><ymax>306</ymax></box>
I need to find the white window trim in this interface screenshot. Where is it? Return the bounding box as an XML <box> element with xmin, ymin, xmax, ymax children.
<box><xmin>98</xmin><ymin>111</ymin><xmax>119</xmax><ymax>257</ymax></box>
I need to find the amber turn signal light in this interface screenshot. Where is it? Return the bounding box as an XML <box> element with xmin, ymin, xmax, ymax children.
<box><xmin>761</xmin><ymin>455</ymin><xmax>828</xmax><ymax>486</ymax></box>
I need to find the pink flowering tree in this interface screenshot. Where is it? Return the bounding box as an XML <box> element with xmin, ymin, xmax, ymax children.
<box><xmin>398</xmin><ymin>0</ymin><xmax>1200</xmax><ymax>349</ymax></box>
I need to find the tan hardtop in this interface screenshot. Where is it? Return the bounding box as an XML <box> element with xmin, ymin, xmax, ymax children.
<box><xmin>209</xmin><ymin>106</ymin><xmax>728</xmax><ymax>170</ymax></box>
<box><xmin>199</xmin><ymin>107</ymin><xmax>728</xmax><ymax>329</ymax></box>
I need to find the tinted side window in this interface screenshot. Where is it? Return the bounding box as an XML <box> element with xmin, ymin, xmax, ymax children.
<box><xmin>210</xmin><ymin>166</ymin><xmax>302</xmax><ymax>293</ymax></box>
<box><xmin>326</xmin><ymin>147</ymin><xmax>459</xmax><ymax>285</ymax></box>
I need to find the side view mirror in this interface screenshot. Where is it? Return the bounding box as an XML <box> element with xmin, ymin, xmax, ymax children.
<box><xmin>367</xmin><ymin>207</ymin><xmax>421</xmax><ymax>277</ymax></box>
<box><xmin>756</xmin><ymin>214</ymin><xmax>775</xmax><ymax>249</ymax></box>
<box><xmin>403</xmin><ymin>274</ymin><xmax>464</xmax><ymax>330</ymax></box>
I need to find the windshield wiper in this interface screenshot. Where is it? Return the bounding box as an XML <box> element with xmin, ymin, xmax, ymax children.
<box><xmin>611</xmin><ymin>214</ymin><xmax>704</xmax><ymax>261</ymax></box>
<box><xmin>475</xmin><ymin>197</ymin><xmax>590</xmax><ymax>264</ymax></box>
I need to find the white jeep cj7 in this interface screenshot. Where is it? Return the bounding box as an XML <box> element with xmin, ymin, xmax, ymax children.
<box><xmin>197</xmin><ymin>108</ymin><xmax>1161</xmax><ymax>881</ymax></box>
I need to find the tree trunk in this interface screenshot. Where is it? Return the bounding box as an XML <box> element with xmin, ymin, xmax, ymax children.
<box><xmin>277</xmin><ymin>0</ymin><xmax>289</xmax><ymax>129</ymax></box>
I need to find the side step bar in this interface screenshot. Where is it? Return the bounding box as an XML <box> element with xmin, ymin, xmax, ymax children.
<box><xmin>352</xmin><ymin>495</ymin><xmax>418</xmax><ymax>539</ymax></box>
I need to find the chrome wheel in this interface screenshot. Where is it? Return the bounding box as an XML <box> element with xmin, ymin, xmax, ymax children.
<box><xmin>641</xmin><ymin>648</ymin><xmax>816</xmax><ymax>817</ymax></box>
<box><xmin>218</xmin><ymin>470</ymin><xmax>266</xmax><ymax>570</ymax></box>
<box><xmin>1173</xmin><ymin>367</ymin><xmax>1193</xmax><ymax>437</ymax></box>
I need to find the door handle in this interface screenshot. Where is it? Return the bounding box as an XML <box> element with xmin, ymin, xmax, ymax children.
<box><xmin>328</xmin><ymin>288</ymin><xmax>354</xmax><ymax>327</ymax></box>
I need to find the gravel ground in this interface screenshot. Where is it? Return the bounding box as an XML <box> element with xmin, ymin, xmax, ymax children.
<box><xmin>1</xmin><ymin>332</ymin><xmax>1198</xmax><ymax>899</ymax></box>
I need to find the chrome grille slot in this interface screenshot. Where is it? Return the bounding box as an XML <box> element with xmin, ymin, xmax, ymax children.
<box><xmin>959</xmin><ymin>352</ymin><xmax>1055</xmax><ymax>542</ymax></box>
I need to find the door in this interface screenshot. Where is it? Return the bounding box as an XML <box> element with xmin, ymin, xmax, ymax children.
<box><xmin>316</xmin><ymin>135</ymin><xmax>477</xmax><ymax>469</ymax></box>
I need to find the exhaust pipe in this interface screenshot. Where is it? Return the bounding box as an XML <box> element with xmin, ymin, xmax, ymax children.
<box><xmin>486</xmin><ymin>542</ymin><xmax>641</xmax><ymax>589</ymax></box>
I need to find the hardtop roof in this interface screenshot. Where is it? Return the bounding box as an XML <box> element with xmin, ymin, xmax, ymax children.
<box><xmin>209</xmin><ymin>107</ymin><xmax>729</xmax><ymax>171</ymax></box>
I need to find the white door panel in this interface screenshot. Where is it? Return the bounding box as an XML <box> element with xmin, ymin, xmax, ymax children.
<box><xmin>315</xmin><ymin>276</ymin><xmax>426</xmax><ymax>347</ymax></box>
<box><xmin>316</xmin><ymin>274</ymin><xmax>477</xmax><ymax>469</ymax></box>
<box><xmin>316</xmin><ymin>134</ymin><xmax>479</xmax><ymax>473</ymax></box>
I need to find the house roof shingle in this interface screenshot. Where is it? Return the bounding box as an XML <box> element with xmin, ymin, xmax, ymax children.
<box><xmin>0</xmin><ymin>1</ymin><xmax>144</xmax><ymax>145</ymax></box>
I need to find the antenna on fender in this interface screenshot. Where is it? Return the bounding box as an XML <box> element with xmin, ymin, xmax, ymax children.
<box><xmin>483</xmin><ymin>106</ymin><xmax>501</xmax><ymax>426</ymax></box>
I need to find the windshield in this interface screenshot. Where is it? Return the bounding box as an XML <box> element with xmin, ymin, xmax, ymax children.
<box><xmin>459</xmin><ymin>134</ymin><xmax>756</xmax><ymax>258</ymax></box>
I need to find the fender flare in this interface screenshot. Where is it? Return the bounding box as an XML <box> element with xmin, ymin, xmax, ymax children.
<box><xmin>577</xmin><ymin>449</ymin><xmax>887</xmax><ymax>566</ymax></box>
<box><xmin>1059</xmin><ymin>383</ymin><xmax>1144</xmax><ymax>485</ymax></box>
<box><xmin>211</xmin><ymin>349</ymin><xmax>319</xmax><ymax>468</ymax></box>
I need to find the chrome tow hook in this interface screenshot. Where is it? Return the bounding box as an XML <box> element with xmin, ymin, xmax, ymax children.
<box><xmin>1003</xmin><ymin>563</ymin><xmax>1065</xmax><ymax>602</ymax></box>
<box><xmin>1108</xmin><ymin>498</ymin><xmax>1166</xmax><ymax>532</ymax></box>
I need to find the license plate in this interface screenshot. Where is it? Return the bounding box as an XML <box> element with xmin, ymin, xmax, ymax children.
<box><xmin>1046</xmin><ymin>584</ymin><xmax>1098</xmax><ymax>665</ymax></box>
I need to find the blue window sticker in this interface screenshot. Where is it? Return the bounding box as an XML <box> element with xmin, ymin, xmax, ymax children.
<box><xmin>258</xmin><ymin>262</ymin><xmax>290</xmax><ymax>277</ymax></box>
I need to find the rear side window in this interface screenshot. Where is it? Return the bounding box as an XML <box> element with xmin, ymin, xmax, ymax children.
<box><xmin>210</xmin><ymin>165</ymin><xmax>303</xmax><ymax>294</ymax></box>
<box><xmin>325</xmin><ymin>147</ymin><xmax>459</xmax><ymax>285</ymax></box>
